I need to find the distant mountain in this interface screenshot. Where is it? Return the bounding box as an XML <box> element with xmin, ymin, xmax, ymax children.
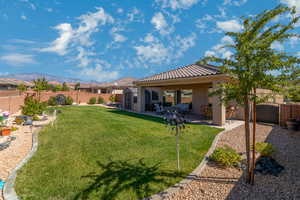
<box><xmin>0</xmin><ymin>73</ymin><xmax>88</xmax><ymax>83</ymax></box>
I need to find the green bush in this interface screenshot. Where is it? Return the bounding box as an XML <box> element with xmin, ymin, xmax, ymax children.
<box><xmin>255</xmin><ymin>142</ymin><xmax>275</xmax><ymax>157</ymax></box>
<box><xmin>97</xmin><ymin>96</ymin><xmax>105</xmax><ymax>104</ymax></box>
<box><xmin>65</xmin><ymin>96</ymin><xmax>73</xmax><ymax>105</ymax></box>
<box><xmin>48</xmin><ymin>96</ymin><xmax>57</xmax><ymax>106</ymax></box>
<box><xmin>209</xmin><ymin>146</ymin><xmax>241</xmax><ymax>167</ymax></box>
<box><xmin>22</xmin><ymin>97</ymin><xmax>47</xmax><ymax>116</ymax></box>
<box><xmin>88</xmin><ymin>97</ymin><xmax>97</xmax><ymax>104</ymax></box>
<box><xmin>109</xmin><ymin>95</ymin><xmax>116</xmax><ymax>103</ymax></box>
<box><xmin>33</xmin><ymin>115</ymin><xmax>40</xmax><ymax>121</ymax></box>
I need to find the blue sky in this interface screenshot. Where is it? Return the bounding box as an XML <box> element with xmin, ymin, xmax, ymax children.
<box><xmin>0</xmin><ymin>0</ymin><xmax>299</xmax><ymax>82</ymax></box>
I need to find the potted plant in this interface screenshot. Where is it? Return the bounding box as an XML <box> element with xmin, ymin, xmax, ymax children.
<box><xmin>0</xmin><ymin>127</ymin><xmax>11</xmax><ymax>136</ymax></box>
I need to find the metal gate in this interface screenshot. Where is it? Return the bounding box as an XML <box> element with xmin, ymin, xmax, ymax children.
<box><xmin>256</xmin><ymin>104</ymin><xmax>279</xmax><ymax>124</ymax></box>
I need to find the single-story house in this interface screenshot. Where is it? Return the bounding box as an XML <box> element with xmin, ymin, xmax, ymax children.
<box><xmin>133</xmin><ymin>64</ymin><xmax>284</xmax><ymax>126</ymax></box>
<box><xmin>88</xmin><ymin>77</ymin><xmax>137</xmax><ymax>94</ymax></box>
<box><xmin>0</xmin><ymin>79</ymin><xmax>32</xmax><ymax>90</ymax></box>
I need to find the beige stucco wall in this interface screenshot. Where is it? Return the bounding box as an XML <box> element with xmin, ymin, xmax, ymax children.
<box><xmin>192</xmin><ymin>87</ymin><xmax>208</xmax><ymax>115</ymax></box>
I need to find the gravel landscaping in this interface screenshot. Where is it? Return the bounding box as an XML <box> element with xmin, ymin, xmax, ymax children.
<box><xmin>0</xmin><ymin>116</ymin><xmax>54</xmax><ymax>200</ymax></box>
<box><xmin>167</xmin><ymin>123</ymin><xmax>300</xmax><ymax>200</ymax></box>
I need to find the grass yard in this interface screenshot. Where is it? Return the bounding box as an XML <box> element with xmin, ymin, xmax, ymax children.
<box><xmin>15</xmin><ymin>106</ymin><xmax>222</xmax><ymax>200</ymax></box>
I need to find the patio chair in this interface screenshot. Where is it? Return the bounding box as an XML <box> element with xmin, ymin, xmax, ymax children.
<box><xmin>154</xmin><ymin>104</ymin><xmax>164</xmax><ymax>115</ymax></box>
<box><xmin>174</xmin><ymin>103</ymin><xmax>190</xmax><ymax>114</ymax></box>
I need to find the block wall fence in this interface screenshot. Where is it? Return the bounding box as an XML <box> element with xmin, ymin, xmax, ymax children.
<box><xmin>0</xmin><ymin>91</ymin><xmax>123</xmax><ymax>114</ymax></box>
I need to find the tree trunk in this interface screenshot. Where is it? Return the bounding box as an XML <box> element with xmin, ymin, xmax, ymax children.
<box><xmin>244</xmin><ymin>96</ymin><xmax>251</xmax><ymax>184</ymax></box>
<box><xmin>251</xmin><ymin>88</ymin><xmax>257</xmax><ymax>185</ymax></box>
<box><xmin>176</xmin><ymin>127</ymin><xmax>180</xmax><ymax>171</ymax></box>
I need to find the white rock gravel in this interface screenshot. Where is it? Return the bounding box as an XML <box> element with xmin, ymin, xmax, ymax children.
<box><xmin>166</xmin><ymin>123</ymin><xmax>300</xmax><ymax>200</ymax></box>
<box><xmin>0</xmin><ymin>116</ymin><xmax>54</xmax><ymax>200</ymax></box>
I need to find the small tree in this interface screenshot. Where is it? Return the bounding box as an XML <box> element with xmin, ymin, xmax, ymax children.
<box><xmin>164</xmin><ymin>110</ymin><xmax>186</xmax><ymax>171</ymax></box>
<box><xmin>17</xmin><ymin>83</ymin><xmax>27</xmax><ymax>94</ymax></box>
<box><xmin>109</xmin><ymin>95</ymin><xmax>116</xmax><ymax>103</ymax></box>
<box><xmin>33</xmin><ymin>78</ymin><xmax>49</xmax><ymax>100</ymax></box>
<box><xmin>200</xmin><ymin>5</ymin><xmax>300</xmax><ymax>184</ymax></box>
<box><xmin>62</xmin><ymin>82</ymin><xmax>70</xmax><ymax>91</ymax></box>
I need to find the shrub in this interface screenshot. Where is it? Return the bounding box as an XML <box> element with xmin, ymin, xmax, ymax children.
<box><xmin>11</xmin><ymin>127</ymin><xmax>18</xmax><ymax>132</ymax></box>
<box><xmin>88</xmin><ymin>97</ymin><xmax>97</xmax><ymax>104</ymax></box>
<box><xmin>21</xmin><ymin>97</ymin><xmax>47</xmax><ymax>116</ymax></box>
<box><xmin>109</xmin><ymin>95</ymin><xmax>116</xmax><ymax>103</ymax></box>
<box><xmin>65</xmin><ymin>96</ymin><xmax>73</xmax><ymax>105</ymax></box>
<box><xmin>48</xmin><ymin>96</ymin><xmax>58</xmax><ymax>106</ymax></box>
<box><xmin>33</xmin><ymin>115</ymin><xmax>40</xmax><ymax>121</ymax></box>
<box><xmin>255</xmin><ymin>142</ymin><xmax>275</xmax><ymax>157</ymax></box>
<box><xmin>209</xmin><ymin>146</ymin><xmax>241</xmax><ymax>167</ymax></box>
<box><xmin>56</xmin><ymin>94</ymin><xmax>67</xmax><ymax>105</ymax></box>
<box><xmin>97</xmin><ymin>96</ymin><xmax>105</xmax><ymax>104</ymax></box>
<box><xmin>14</xmin><ymin>117</ymin><xmax>24</xmax><ymax>125</ymax></box>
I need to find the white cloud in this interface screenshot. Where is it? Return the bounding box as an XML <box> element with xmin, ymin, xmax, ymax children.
<box><xmin>143</xmin><ymin>33</ymin><xmax>155</xmax><ymax>43</ymax></box>
<box><xmin>10</xmin><ymin>39</ymin><xmax>36</xmax><ymax>44</ymax></box>
<box><xmin>204</xmin><ymin>36</ymin><xmax>234</xmax><ymax>59</ymax></box>
<box><xmin>151</xmin><ymin>12</ymin><xmax>172</xmax><ymax>35</ymax></box>
<box><xmin>216</xmin><ymin>19</ymin><xmax>243</xmax><ymax>32</ymax></box>
<box><xmin>117</xmin><ymin>8</ymin><xmax>123</xmax><ymax>13</ymax></box>
<box><xmin>21</xmin><ymin>14</ymin><xmax>27</xmax><ymax>20</ymax></box>
<box><xmin>46</xmin><ymin>8</ymin><xmax>53</xmax><ymax>12</ymax></box>
<box><xmin>280</xmin><ymin>0</ymin><xmax>300</xmax><ymax>14</ymax></box>
<box><xmin>0</xmin><ymin>53</ymin><xmax>37</xmax><ymax>66</ymax></box>
<box><xmin>134</xmin><ymin>42</ymin><xmax>169</xmax><ymax>64</ymax></box>
<box><xmin>78</xmin><ymin>64</ymin><xmax>119</xmax><ymax>82</ymax></box>
<box><xmin>41</xmin><ymin>23</ymin><xmax>73</xmax><ymax>55</ymax></box>
<box><xmin>134</xmin><ymin>33</ymin><xmax>196</xmax><ymax>64</ymax></box>
<box><xmin>41</xmin><ymin>7</ymin><xmax>114</xmax><ymax>55</ymax></box>
<box><xmin>156</xmin><ymin>0</ymin><xmax>199</xmax><ymax>10</ymax></box>
<box><xmin>221</xmin><ymin>35</ymin><xmax>234</xmax><ymax>44</ymax></box>
<box><xmin>290</xmin><ymin>36</ymin><xmax>300</xmax><ymax>47</ymax></box>
<box><xmin>113</xmin><ymin>33</ymin><xmax>127</xmax><ymax>42</ymax></box>
<box><xmin>127</xmin><ymin>7</ymin><xmax>143</xmax><ymax>22</ymax></box>
<box><xmin>271</xmin><ymin>41</ymin><xmax>284</xmax><ymax>51</ymax></box>
<box><xmin>20</xmin><ymin>0</ymin><xmax>36</xmax><ymax>10</ymax></box>
<box><xmin>223</xmin><ymin>0</ymin><xmax>247</xmax><ymax>6</ymax></box>
<box><xmin>172</xmin><ymin>33</ymin><xmax>197</xmax><ymax>58</ymax></box>
<box><xmin>75</xmin><ymin>47</ymin><xmax>95</xmax><ymax>67</ymax></box>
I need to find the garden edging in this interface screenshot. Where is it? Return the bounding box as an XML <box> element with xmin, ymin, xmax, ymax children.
<box><xmin>2</xmin><ymin>118</ymin><xmax>56</xmax><ymax>200</ymax></box>
<box><xmin>145</xmin><ymin>121</ymin><xmax>244</xmax><ymax>200</ymax></box>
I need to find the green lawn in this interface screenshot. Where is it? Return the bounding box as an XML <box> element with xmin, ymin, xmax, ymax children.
<box><xmin>15</xmin><ymin>106</ymin><xmax>222</xmax><ymax>200</ymax></box>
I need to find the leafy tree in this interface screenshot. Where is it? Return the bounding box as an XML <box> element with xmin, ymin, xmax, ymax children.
<box><xmin>17</xmin><ymin>83</ymin><xmax>27</xmax><ymax>94</ymax></box>
<box><xmin>62</xmin><ymin>82</ymin><xmax>70</xmax><ymax>91</ymax></box>
<box><xmin>33</xmin><ymin>78</ymin><xmax>49</xmax><ymax>100</ymax></box>
<box><xmin>199</xmin><ymin>5</ymin><xmax>300</xmax><ymax>184</ymax></box>
<box><xmin>75</xmin><ymin>82</ymin><xmax>81</xmax><ymax>90</ymax></box>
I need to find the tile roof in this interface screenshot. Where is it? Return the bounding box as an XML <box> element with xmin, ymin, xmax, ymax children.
<box><xmin>136</xmin><ymin>64</ymin><xmax>221</xmax><ymax>83</ymax></box>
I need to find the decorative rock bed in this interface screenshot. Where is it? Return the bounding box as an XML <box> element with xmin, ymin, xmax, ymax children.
<box><xmin>166</xmin><ymin>124</ymin><xmax>300</xmax><ymax>200</ymax></box>
<box><xmin>0</xmin><ymin>115</ymin><xmax>55</xmax><ymax>200</ymax></box>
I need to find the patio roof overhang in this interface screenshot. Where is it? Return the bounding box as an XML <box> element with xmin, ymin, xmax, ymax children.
<box><xmin>134</xmin><ymin>64</ymin><xmax>231</xmax><ymax>87</ymax></box>
<box><xmin>135</xmin><ymin>74</ymin><xmax>230</xmax><ymax>87</ymax></box>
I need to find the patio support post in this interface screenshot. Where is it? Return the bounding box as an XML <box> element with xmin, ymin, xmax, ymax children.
<box><xmin>212</xmin><ymin>81</ymin><xmax>226</xmax><ymax>126</ymax></box>
<box><xmin>159</xmin><ymin>89</ymin><xmax>164</xmax><ymax>104</ymax></box>
<box><xmin>137</xmin><ymin>86</ymin><xmax>145</xmax><ymax>112</ymax></box>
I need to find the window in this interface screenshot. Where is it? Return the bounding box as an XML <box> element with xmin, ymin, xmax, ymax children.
<box><xmin>133</xmin><ymin>96</ymin><xmax>138</xmax><ymax>103</ymax></box>
<box><xmin>152</xmin><ymin>91</ymin><xmax>159</xmax><ymax>101</ymax></box>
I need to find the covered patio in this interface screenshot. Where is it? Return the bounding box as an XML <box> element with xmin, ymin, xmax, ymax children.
<box><xmin>134</xmin><ymin>64</ymin><xmax>231</xmax><ymax>126</ymax></box>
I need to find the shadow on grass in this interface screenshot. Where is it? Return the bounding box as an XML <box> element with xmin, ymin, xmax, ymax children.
<box><xmin>107</xmin><ymin>109</ymin><xmax>165</xmax><ymax>124</ymax></box>
<box><xmin>74</xmin><ymin>159</ymin><xmax>185</xmax><ymax>200</ymax></box>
